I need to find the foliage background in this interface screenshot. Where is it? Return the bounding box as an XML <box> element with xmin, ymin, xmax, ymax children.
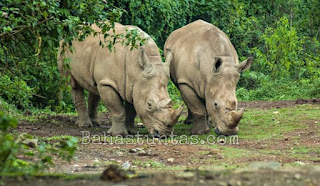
<box><xmin>1</xmin><ymin>0</ymin><xmax>320</xmax><ymax>111</ymax></box>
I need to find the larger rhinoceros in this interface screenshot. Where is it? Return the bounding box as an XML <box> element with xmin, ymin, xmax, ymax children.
<box><xmin>58</xmin><ymin>23</ymin><xmax>183</xmax><ymax>136</ymax></box>
<box><xmin>164</xmin><ymin>20</ymin><xmax>253</xmax><ymax>135</ymax></box>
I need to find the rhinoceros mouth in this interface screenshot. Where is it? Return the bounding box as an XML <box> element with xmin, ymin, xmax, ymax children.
<box><xmin>214</xmin><ymin>121</ymin><xmax>239</xmax><ymax>136</ymax></box>
<box><xmin>151</xmin><ymin>118</ymin><xmax>174</xmax><ymax>135</ymax></box>
<box><xmin>142</xmin><ymin>116</ymin><xmax>173</xmax><ymax>136</ymax></box>
<box><xmin>153</xmin><ymin>124</ymin><xmax>173</xmax><ymax>135</ymax></box>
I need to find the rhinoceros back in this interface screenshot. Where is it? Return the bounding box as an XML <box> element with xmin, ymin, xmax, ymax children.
<box><xmin>58</xmin><ymin>23</ymin><xmax>161</xmax><ymax>101</ymax></box>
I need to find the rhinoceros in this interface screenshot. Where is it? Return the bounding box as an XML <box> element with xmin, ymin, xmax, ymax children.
<box><xmin>58</xmin><ymin>23</ymin><xmax>183</xmax><ymax>136</ymax></box>
<box><xmin>164</xmin><ymin>20</ymin><xmax>253</xmax><ymax>135</ymax></box>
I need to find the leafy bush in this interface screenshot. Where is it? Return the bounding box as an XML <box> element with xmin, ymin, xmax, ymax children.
<box><xmin>0</xmin><ymin>112</ymin><xmax>78</xmax><ymax>174</ymax></box>
<box><xmin>249</xmin><ymin>17</ymin><xmax>319</xmax><ymax>80</ymax></box>
<box><xmin>237</xmin><ymin>78</ymin><xmax>320</xmax><ymax>101</ymax></box>
<box><xmin>0</xmin><ymin>0</ymin><xmax>319</xmax><ymax>111</ymax></box>
<box><xmin>0</xmin><ymin>0</ymin><xmax>144</xmax><ymax>111</ymax></box>
<box><xmin>0</xmin><ymin>73</ymin><xmax>34</xmax><ymax>109</ymax></box>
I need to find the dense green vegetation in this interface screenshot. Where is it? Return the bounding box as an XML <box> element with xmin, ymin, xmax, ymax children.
<box><xmin>1</xmin><ymin>0</ymin><xmax>319</xmax><ymax>110</ymax></box>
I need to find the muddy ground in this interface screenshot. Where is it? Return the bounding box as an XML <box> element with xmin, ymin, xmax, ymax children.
<box><xmin>4</xmin><ymin>99</ymin><xmax>320</xmax><ymax>185</ymax></box>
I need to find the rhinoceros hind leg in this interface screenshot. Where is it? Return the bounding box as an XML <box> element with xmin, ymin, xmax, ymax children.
<box><xmin>98</xmin><ymin>85</ymin><xmax>127</xmax><ymax>136</ymax></box>
<box><xmin>184</xmin><ymin>109</ymin><xmax>193</xmax><ymax>125</ymax></box>
<box><xmin>125</xmin><ymin>101</ymin><xmax>137</xmax><ymax>134</ymax></box>
<box><xmin>71</xmin><ymin>77</ymin><xmax>93</xmax><ymax>128</ymax></box>
<box><xmin>179</xmin><ymin>84</ymin><xmax>210</xmax><ymax>134</ymax></box>
<box><xmin>88</xmin><ymin>93</ymin><xmax>101</xmax><ymax>127</ymax></box>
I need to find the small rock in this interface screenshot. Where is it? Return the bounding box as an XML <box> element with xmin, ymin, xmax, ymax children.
<box><xmin>135</xmin><ymin>148</ymin><xmax>143</xmax><ymax>151</ymax></box>
<box><xmin>217</xmin><ymin>154</ymin><xmax>225</xmax><ymax>159</ymax></box>
<box><xmin>129</xmin><ymin>148</ymin><xmax>137</xmax><ymax>153</ymax></box>
<box><xmin>145</xmin><ymin>163</ymin><xmax>151</xmax><ymax>168</ymax></box>
<box><xmin>116</xmin><ymin>151</ymin><xmax>124</xmax><ymax>156</ymax></box>
<box><xmin>94</xmin><ymin>158</ymin><xmax>100</xmax><ymax>163</ymax></box>
<box><xmin>294</xmin><ymin>161</ymin><xmax>305</xmax><ymax>166</ymax></box>
<box><xmin>137</xmin><ymin>123</ymin><xmax>144</xmax><ymax>128</ymax></box>
<box><xmin>167</xmin><ymin>158</ymin><xmax>175</xmax><ymax>163</ymax></box>
<box><xmin>138</xmin><ymin>150</ymin><xmax>148</xmax><ymax>156</ymax></box>
<box><xmin>101</xmin><ymin>164</ymin><xmax>127</xmax><ymax>182</ymax></box>
<box><xmin>122</xmin><ymin>161</ymin><xmax>131</xmax><ymax>171</ymax></box>
<box><xmin>273</xmin><ymin>111</ymin><xmax>279</xmax><ymax>114</ymax></box>
<box><xmin>22</xmin><ymin>138</ymin><xmax>38</xmax><ymax>148</ymax></box>
<box><xmin>74</xmin><ymin>164</ymin><xmax>79</xmax><ymax>168</ymax></box>
<box><xmin>218</xmin><ymin>139</ymin><xmax>225</xmax><ymax>144</ymax></box>
<box><xmin>294</xmin><ymin>173</ymin><xmax>302</xmax><ymax>180</ymax></box>
<box><xmin>315</xmin><ymin>121</ymin><xmax>319</xmax><ymax>124</ymax></box>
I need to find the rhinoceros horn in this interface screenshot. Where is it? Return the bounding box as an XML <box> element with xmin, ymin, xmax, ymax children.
<box><xmin>228</xmin><ymin>108</ymin><xmax>244</xmax><ymax>128</ymax></box>
<box><xmin>139</xmin><ymin>48</ymin><xmax>153</xmax><ymax>73</ymax></box>
<box><xmin>167</xmin><ymin>104</ymin><xmax>184</xmax><ymax>127</ymax></box>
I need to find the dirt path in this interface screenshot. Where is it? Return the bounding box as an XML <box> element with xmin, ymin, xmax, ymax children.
<box><xmin>8</xmin><ymin>99</ymin><xmax>320</xmax><ymax>185</ymax></box>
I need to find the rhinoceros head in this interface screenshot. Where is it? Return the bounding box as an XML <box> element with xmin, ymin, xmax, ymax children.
<box><xmin>132</xmin><ymin>48</ymin><xmax>183</xmax><ymax>136</ymax></box>
<box><xmin>206</xmin><ymin>56</ymin><xmax>253</xmax><ymax>135</ymax></box>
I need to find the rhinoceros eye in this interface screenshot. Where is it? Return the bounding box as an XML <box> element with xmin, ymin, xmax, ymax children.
<box><xmin>146</xmin><ymin>101</ymin><xmax>154</xmax><ymax>112</ymax></box>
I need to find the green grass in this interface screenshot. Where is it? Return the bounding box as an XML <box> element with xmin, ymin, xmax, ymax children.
<box><xmin>238</xmin><ymin>104</ymin><xmax>319</xmax><ymax>140</ymax></box>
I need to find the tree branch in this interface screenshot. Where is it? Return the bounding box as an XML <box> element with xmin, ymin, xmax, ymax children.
<box><xmin>0</xmin><ymin>17</ymin><xmax>53</xmax><ymax>38</ymax></box>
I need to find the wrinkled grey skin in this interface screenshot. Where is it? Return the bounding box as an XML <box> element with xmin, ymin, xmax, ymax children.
<box><xmin>58</xmin><ymin>23</ymin><xmax>183</xmax><ymax>136</ymax></box>
<box><xmin>164</xmin><ymin>20</ymin><xmax>253</xmax><ymax>135</ymax></box>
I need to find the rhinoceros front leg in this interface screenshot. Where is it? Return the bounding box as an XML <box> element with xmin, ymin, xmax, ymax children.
<box><xmin>179</xmin><ymin>84</ymin><xmax>210</xmax><ymax>135</ymax></box>
<box><xmin>184</xmin><ymin>108</ymin><xmax>193</xmax><ymax>125</ymax></box>
<box><xmin>71</xmin><ymin>85</ymin><xmax>93</xmax><ymax>128</ymax></box>
<box><xmin>88</xmin><ymin>93</ymin><xmax>101</xmax><ymax>127</ymax></box>
<box><xmin>125</xmin><ymin>101</ymin><xmax>137</xmax><ymax>134</ymax></box>
<box><xmin>98</xmin><ymin>85</ymin><xmax>128</xmax><ymax>136</ymax></box>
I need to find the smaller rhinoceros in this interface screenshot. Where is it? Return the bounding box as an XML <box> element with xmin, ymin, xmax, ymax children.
<box><xmin>164</xmin><ymin>20</ymin><xmax>253</xmax><ymax>135</ymax></box>
<box><xmin>58</xmin><ymin>23</ymin><xmax>183</xmax><ymax>136</ymax></box>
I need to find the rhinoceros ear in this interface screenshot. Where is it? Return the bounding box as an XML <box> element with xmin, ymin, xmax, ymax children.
<box><xmin>236</xmin><ymin>57</ymin><xmax>253</xmax><ymax>72</ymax></box>
<box><xmin>165</xmin><ymin>49</ymin><xmax>173</xmax><ymax>68</ymax></box>
<box><xmin>212</xmin><ymin>57</ymin><xmax>223</xmax><ymax>73</ymax></box>
<box><xmin>139</xmin><ymin>48</ymin><xmax>153</xmax><ymax>72</ymax></box>
<box><xmin>164</xmin><ymin>49</ymin><xmax>173</xmax><ymax>75</ymax></box>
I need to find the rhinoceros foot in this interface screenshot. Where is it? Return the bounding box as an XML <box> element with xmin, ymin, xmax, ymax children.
<box><xmin>76</xmin><ymin>118</ymin><xmax>93</xmax><ymax>128</ymax></box>
<box><xmin>126</xmin><ymin>126</ymin><xmax>137</xmax><ymax>134</ymax></box>
<box><xmin>191</xmin><ymin>125</ymin><xmax>210</xmax><ymax>135</ymax></box>
<box><xmin>191</xmin><ymin>114</ymin><xmax>210</xmax><ymax>135</ymax></box>
<box><xmin>90</xmin><ymin>118</ymin><xmax>101</xmax><ymax>127</ymax></box>
<box><xmin>107</xmin><ymin>126</ymin><xmax>128</xmax><ymax>136</ymax></box>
